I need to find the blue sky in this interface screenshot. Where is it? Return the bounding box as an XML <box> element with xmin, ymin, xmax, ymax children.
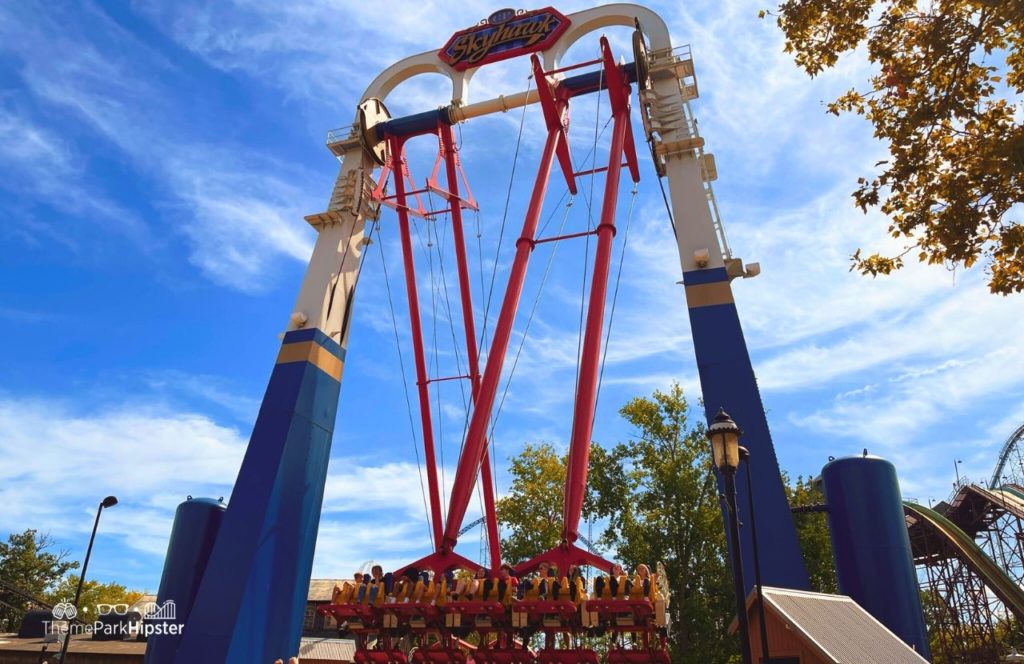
<box><xmin>1</xmin><ymin>0</ymin><xmax>1022</xmax><ymax>594</ymax></box>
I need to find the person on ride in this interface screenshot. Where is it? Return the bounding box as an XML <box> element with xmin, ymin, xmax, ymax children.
<box><xmin>352</xmin><ymin>570</ymin><xmax>370</xmax><ymax>603</ymax></box>
<box><xmin>497</xmin><ymin>563</ymin><xmax>518</xmax><ymax>603</ymax></box>
<box><xmin>633</xmin><ymin>563</ymin><xmax>651</xmax><ymax>598</ymax></box>
<box><xmin>610</xmin><ymin>563</ymin><xmax>625</xmax><ymax>598</ymax></box>
<box><xmin>498</xmin><ymin>563</ymin><xmax>518</xmax><ymax>583</ymax></box>
<box><xmin>568</xmin><ymin>565</ymin><xmax>585</xmax><ymax>602</ymax></box>
<box><xmin>538</xmin><ymin>561</ymin><xmax>554</xmax><ymax>599</ymax></box>
<box><xmin>469</xmin><ymin>566</ymin><xmax>488</xmax><ymax>600</ymax></box>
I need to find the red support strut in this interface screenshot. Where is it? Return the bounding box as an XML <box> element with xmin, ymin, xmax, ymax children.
<box><xmin>390</xmin><ymin>136</ymin><xmax>446</xmax><ymax>551</ymax></box>
<box><xmin>373</xmin><ymin>125</ymin><xmax>504</xmax><ymax>574</ymax></box>
<box><xmin>438</xmin><ymin>125</ymin><xmax>502</xmax><ymax>571</ymax></box>
<box><xmin>441</xmin><ymin>53</ymin><xmax>574</xmax><ymax>554</ymax></box>
<box><xmin>562</xmin><ymin>37</ymin><xmax>640</xmax><ymax>546</ymax></box>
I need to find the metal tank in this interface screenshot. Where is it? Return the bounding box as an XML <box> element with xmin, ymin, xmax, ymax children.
<box><xmin>145</xmin><ymin>496</ymin><xmax>226</xmax><ymax>664</ymax></box>
<box><xmin>821</xmin><ymin>453</ymin><xmax>931</xmax><ymax>659</ymax></box>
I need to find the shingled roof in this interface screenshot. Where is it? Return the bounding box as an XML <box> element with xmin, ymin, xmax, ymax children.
<box><xmin>735</xmin><ymin>587</ymin><xmax>929</xmax><ymax>664</ymax></box>
<box><xmin>299</xmin><ymin>637</ymin><xmax>356</xmax><ymax>662</ymax></box>
<box><xmin>308</xmin><ymin>579</ymin><xmax>347</xmax><ymax>602</ymax></box>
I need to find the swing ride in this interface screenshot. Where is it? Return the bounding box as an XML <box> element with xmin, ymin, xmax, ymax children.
<box><xmin>147</xmin><ymin>5</ymin><xmax>812</xmax><ymax>663</ymax></box>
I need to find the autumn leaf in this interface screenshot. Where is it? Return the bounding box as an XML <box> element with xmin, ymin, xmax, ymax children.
<box><xmin>774</xmin><ymin>0</ymin><xmax>1023</xmax><ymax>293</ymax></box>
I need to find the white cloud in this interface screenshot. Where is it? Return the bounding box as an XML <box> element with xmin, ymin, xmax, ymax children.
<box><xmin>0</xmin><ymin>396</ymin><xmax>245</xmax><ymax>569</ymax></box>
<box><xmin>129</xmin><ymin>0</ymin><xmax>600</xmax><ymax>106</ymax></box>
<box><xmin>0</xmin><ymin>2</ymin><xmax>322</xmax><ymax>291</ymax></box>
<box><xmin>167</xmin><ymin>155</ymin><xmax>317</xmax><ymax>291</ymax></box>
<box><xmin>0</xmin><ymin>109</ymin><xmax>71</xmax><ymax>172</ymax></box>
<box><xmin>143</xmin><ymin>371</ymin><xmax>262</xmax><ymax>423</ymax></box>
<box><xmin>0</xmin><ymin>102</ymin><xmax>146</xmax><ymax>244</ymax></box>
<box><xmin>0</xmin><ymin>389</ymin><xmax>498</xmax><ymax>586</ymax></box>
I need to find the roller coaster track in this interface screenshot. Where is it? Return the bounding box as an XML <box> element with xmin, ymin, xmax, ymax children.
<box><xmin>989</xmin><ymin>423</ymin><xmax>1024</xmax><ymax>489</ymax></box>
<box><xmin>903</xmin><ymin>500</ymin><xmax>1024</xmax><ymax>622</ymax></box>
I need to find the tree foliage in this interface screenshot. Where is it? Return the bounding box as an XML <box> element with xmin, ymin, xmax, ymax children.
<box><xmin>0</xmin><ymin>530</ymin><xmax>78</xmax><ymax>630</ymax></box>
<box><xmin>497</xmin><ymin>385</ymin><xmax>841</xmax><ymax>662</ymax></box>
<box><xmin>47</xmin><ymin>575</ymin><xmax>144</xmax><ymax>620</ymax></box>
<box><xmin>588</xmin><ymin>384</ymin><xmax>737</xmax><ymax>664</ymax></box>
<box><xmin>769</xmin><ymin>0</ymin><xmax>1024</xmax><ymax>293</ymax></box>
<box><xmin>496</xmin><ymin>443</ymin><xmax>585</xmax><ymax>565</ymax></box>
<box><xmin>785</xmin><ymin>475</ymin><xmax>837</xmax><ymax>594</ymax></box>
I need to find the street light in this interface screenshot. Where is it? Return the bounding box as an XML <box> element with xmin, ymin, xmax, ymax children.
<box><xmin>739</xmin><ymin>446</ymin><xmax>770</xmax><ymax>664</ymax></box>
<box><xmin>58</xmin><ymin>495</ymin><xmax>118</xmax><ymax>662</ymax></box>
<box><xmin>708</xmin><ymin>408</ymin><xmax>752</xmax><ymax>664</ymax></box>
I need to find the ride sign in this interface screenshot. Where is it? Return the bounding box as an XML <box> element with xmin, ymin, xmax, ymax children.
<box><xmin>438</xmin><ymin>7</ymin><xmax>571</xmax><ymax>71</ymax></box>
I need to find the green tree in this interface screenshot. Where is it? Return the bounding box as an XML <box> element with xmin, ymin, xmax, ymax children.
<box><xmin>785</xmin><ymin>475</ymin><xmax>837</xmax><ymax>594</ymax></box>
<box><xmin>589</xmin><ymin>384</ymin><xmax>736</xmax><ymax>664</ymax></box>
<box><xmin>46</xmin><ymin>576</ymin><xmax>144</xmax><ymax>621</ymax></box>
<box><xmin>767</xmin><ymin>0</ymin><xmax>1023</xmax><ymax>293</ymax></box>
<box><xmin>496</xmin><ymin>443</ymin><xmax>596</xmax><ymax>565</ymax></box>
<box><xmin>497</xmin><ymin>385</ymin><xmax>843</xmax><ymax>663</ymax></box>
<box><xmin>0</xmin><ymin>530</ymin><xmax>78</xmax><ymax>630</ymax></box>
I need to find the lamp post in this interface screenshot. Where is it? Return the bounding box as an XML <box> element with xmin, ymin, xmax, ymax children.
<box><xmin>58</xmin><ymin>495</ymin><xmax>117</xmax><ymax>662</ymax></box>
<box><xmin>709</xmin><ymin>408</ymin><xmax>752</xmax><ymax>664</ymax></box>
<box><xmin>954</xmin><ymin>459</ymin><xmax>963</xmax><ymax>487</ymax></box>
<box><xmin>739</xmin><ymin>446</ymin><xmax>770</xmax><ymax>664</ymax></box>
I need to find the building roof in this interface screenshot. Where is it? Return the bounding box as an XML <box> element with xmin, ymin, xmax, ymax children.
<box><xmin>129</xmin><ymin>594</ymin><xmax>157</xmax><ymax>614</ymax></box>
<box><xmin>744</xmin><ymin>587</ymin><xmax>929</xmax><ymax>664</ymax></box>
<box><xmin>308</xmin><ymin>579</ymin><xmax>347</xmax><ymax>602</ymax></box>
<box><xmin>299</xmin><ymin>637</ymin><xmax>356</xmax><ymax>661</ymax></box>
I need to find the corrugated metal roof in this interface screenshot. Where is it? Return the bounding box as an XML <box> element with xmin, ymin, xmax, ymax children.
<box><xmin>308</xmin><ymin>579</ymin><xmax>347</xmax><ymax>602</ymax></box>
<box><xmin>760</xmin><ymin>587</ymin><xmax>929</xmax><ymax>664</ymax></box>
<box><xmin>129</xmin><ymin>595</ymin><xmax>157</xmax><ymax>613</ymax></box>
<box><xmin>299</xmin><ymin>637</ymin><xmax>356</xmax><ymax>661</ymax></box>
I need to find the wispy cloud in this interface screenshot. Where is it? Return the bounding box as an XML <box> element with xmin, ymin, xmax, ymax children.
<box><xmin>0</xmin><ymin>108</ymin><xmax>72</xmax><ymax>173</ymax></box>
<box><xmin>130</xmin><ymin>0</ymin><xmax>557</xmax><ymax>107</ymax></box>
<box><xmin>166</xmin><ymin>154</ymin><xmax>317</xmax><ymax>291</ymax></box>
<box><xmin>0</xmin><ymin>390</ymin><xmax>493</xmax><ymax>587</ymax></box>
<box><xmin>0</xmin><ymin>306</ymin><xmax>58</xmax><ymax>324</ymax></box>
<box><xmin>0</xmin><ymin>101</ymin><xmax>145</xmax><ymax>245</ymax></box>
<box><xmin>0</xmin><ymin>395</ymin><xmax>245</xmax><ymax>571</ymax></box>
<box><xmin>0</xmin><ymin>1</ymin><xmax>320</xmax><ymax>291</ymax></box>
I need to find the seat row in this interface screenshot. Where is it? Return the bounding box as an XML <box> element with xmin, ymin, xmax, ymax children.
<box><xmin>332</xmin><ymin>573</ymin><xmax>664</xmax><ymax>609</ymax></box>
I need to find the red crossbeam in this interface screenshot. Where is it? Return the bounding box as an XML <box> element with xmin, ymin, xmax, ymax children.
<box><xmin>533</xmin><ymin>229</ymin><xmax>597</xmax><ymax>246</ymax></box>
<box><xmin>421</xmin><ymin>374</ymin><xmax>472</xmax><ymax>386</ymax></box>
<box><xmin>545</xmin><ymin>57</ymin><xmax>603</xmax><ymax>77</ymax></box>
<box><xmin>572</xmin><ymin>162</ymin><xmax>630</xmax><ymax>178</ymax></box>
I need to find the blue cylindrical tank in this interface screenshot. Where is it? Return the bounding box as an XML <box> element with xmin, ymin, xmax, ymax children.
<box><xmin>144</xmin><ymin>497</ymin><xmax>226</xmax><ymax>664</ymax></box>
<box><xmin>821</xmin><ymin>454</ymin><xmax>931</xmax><ymax>659</ymax></box>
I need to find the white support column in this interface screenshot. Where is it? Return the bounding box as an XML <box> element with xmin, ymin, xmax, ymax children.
<box><xmin>644</xmin><ymin>46</ymin><xmax>727</xmax><ymax>273</ymax></box>
<box><xmin>287</xmin><ymin>142</ymin><xmax>379</xmax><ymax>344</ymax></box>
<box><xmin>662</xmin><ymin>139</ymin><xmax>726</xmax><ymax>272</ymax></box>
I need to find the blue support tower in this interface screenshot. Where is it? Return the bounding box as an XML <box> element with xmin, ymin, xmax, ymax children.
<box><xmin>683</xmin><ymin>267</ymin><xmax>810</xmax><ymax>591</ymax></box>
<box><xmin>173</xmin><ymin>328</ymin><xmax>343</xmax><ymax>662</ymax></box>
